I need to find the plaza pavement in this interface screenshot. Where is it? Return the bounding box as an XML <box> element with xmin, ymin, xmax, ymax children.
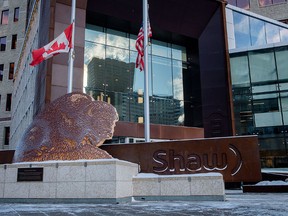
<box><xmin>0</xmin><ymin>190</ymin><xmax>287</xmax><ymax>215</ymax></box>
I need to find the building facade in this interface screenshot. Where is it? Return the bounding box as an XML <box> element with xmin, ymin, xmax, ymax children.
<box><xmin>12</xmin><ymin>0</ymin><xmax>288</xmax><ymax>167</ymax></box>
<box><xmin>226</xmin><ymin>4</ymin><xmax>288</xmax><ymax>166</ymax></box>
<box><xmin>0</xmin><ymin>0</ymin><xmax>28</xmax><ymax>149</ymax></box>
<box><xmin>11</xmin><ymin>0</ymin><xmax>231</xmax><ymax>150</ymax></box>
<box><xmin>227</xmin><ymin>0</ymin><xmax>288</xmax><ymax>23</ymax></box>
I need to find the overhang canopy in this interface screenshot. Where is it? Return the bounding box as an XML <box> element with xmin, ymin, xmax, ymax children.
<box><xmin>86</xmin><ymin>0</ymin><xmax>224</xmax><ymax>40</ymax></box>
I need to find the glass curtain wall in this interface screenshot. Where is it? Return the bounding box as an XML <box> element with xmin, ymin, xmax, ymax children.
<box><xmin>230</xmin><ymin>46</ymin><xmax>288</xmax><ymax>155</ymax></box>
<box><xmin>227</xmin><ymin>6</ymin><xmax>288</xmax><ymax>156</ymax></box>
<box><xmin>227</xmin><ymin>9</ymin><xmax>288</xmax><ymax>50</ymax></box>
<box><xmin>84</xmin><ymin>24</ymin><xmax>186</xmax><ymax>126</ymax></box>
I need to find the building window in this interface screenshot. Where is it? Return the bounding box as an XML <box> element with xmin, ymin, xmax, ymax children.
<box><xmin>228</xmin><ymin>0</ymin><xmax>250</xmax><ymax>9</ymax></box>
<box><xmin>4</xmin><ymin>127</ymin><xmax>10</xmax><ymax>145</ymax></box>
<box><xmin>9</xmin><ymin>63</ymin><xmax>14</xmax><ymax>80</ymax></box>
<box><xmin>230</xmin><ymin>46</ymin><xmax>288</xmax><ymax>154</ymax></box>
<box><xmin>259</xmin><ymin>0</ymin><xmax>287</xmax><ymax>7</ymax></box>
<box><xmin>1</xmin><ymin>10</ymin><xmax>9</xmax><ymax>25</ymax></box>
<box><xmin>229</xmin><ymin>10</ymin><xmax>288</xmax><ymax>49</ymax></box>
<box><xmin>0</xmin><ymin>64</ymin><xmax>3</xmax><ymax>81</ymax></box>
<box><xmin>11</xmin><ymin>34</ymin><xmax>17</xmax><ymax>49</ymax></box>
<box><xmin>14</xmin><ymin>7</ymin><xmax>19</xmax><ymax>22</ymax></box>
<box><xmin>0</xmin><ymin>36</ymin><xmax>6</xmax><ymax>51</ymax></box>
<box><xmin>6</xmin><ymin>93</ymin><xmax>12</xmax><ymax>111</ymax></box>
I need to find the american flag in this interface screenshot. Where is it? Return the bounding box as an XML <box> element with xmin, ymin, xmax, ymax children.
<box><xmin>135</xmin><ymin>21</ymin><xmax>152</xmax><ymax>71</ymax></box>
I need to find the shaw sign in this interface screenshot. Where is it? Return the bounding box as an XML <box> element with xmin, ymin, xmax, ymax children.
<box><xmin>153</xmin><ymin>144</ymin><xmax>242</xmax><ymax>176</ymax></box>
<box><xmin>101</xmin><ymin>135</ymin><xmax>262</xmax><ymax>182</ymax></box>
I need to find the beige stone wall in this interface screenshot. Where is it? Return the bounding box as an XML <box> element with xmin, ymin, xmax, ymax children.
<box><xmin>249</xmin><ymin>0</ymin><xmax>288</xmax><ymax>22</ymax></box>
<box><xmin>0</xmin><ymin>0</ymin><xmax>28</xmax><ymax>149</ymax></box>
<box><xmin>10</xmin><ymin>0</ymin><xmax>41</xmax><ymax>150</ymax></box>
<box><xmin>50</xmin><ymin>2</ymin><xmax>86</xmax><ymax>101</ymax></box>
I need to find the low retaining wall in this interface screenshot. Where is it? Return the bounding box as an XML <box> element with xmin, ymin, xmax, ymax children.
<box><xmin>133</xmin><ymin>173</ymin><xmax>225</xmax><ymax>201</ymax></box>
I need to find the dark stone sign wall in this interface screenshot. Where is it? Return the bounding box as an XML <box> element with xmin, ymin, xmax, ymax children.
<box><xmin>102</xmin><ymin>135</ymin><xmax>262</xmax><ymax>182</ymax></box>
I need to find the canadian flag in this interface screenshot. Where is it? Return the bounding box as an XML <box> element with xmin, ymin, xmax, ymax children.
<box><xmin>30</xmin><ymin>23</ymin><xmax>73</xmax><ymax>66</ymax></box>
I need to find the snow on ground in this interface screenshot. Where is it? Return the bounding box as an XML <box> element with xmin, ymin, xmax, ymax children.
<box><xmin>256</xmin><ymin>180</ymin><xmax>288</xmax><ymax>185</ymax></box>
<box><xmin>0</xmin><ymin>191</ymin><xmax>288</xmax><ymax>215</ymax></box>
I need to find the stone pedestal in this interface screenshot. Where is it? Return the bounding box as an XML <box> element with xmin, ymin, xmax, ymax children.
<box><xmin>133</xmin><ymin>173</ymin><xmax>225</xmax><ymax>201</ymax></box>
<box><xmin>0</xmin><ymin>159</ymin><xmax>138</xmax><ymax>203</ymax></box>
<box><xmin>0</xmin><ymin>160</ymin><xmax>225</xmax><ymax>203</ymax></box>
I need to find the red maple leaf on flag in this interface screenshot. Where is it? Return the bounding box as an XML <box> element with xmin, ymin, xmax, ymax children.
<box><xmin>46</xmin><ymin>42</ymin><xmax>67</xmax><ymax>55</ymax></box>
<box><xmin>30</xmin><ymin>23</ymin><xmax>73</xmax><ymax>66</ymax></box>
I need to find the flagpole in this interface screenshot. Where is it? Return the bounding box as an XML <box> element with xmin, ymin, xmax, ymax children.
<box><xmin>143</xmin><ymin>0</ymin><xmax>150</xmax><ymax>142</ymax></box>
<box><xmin>67</xmin><ymin>0</ymin><xmax>76</xmax><ymax>93</ymax></box>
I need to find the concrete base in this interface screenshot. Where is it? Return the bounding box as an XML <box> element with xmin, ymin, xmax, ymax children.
<box><xmin>133</xmin><ymin>173</ymin><xmax>225</xmax><ymax>201</ymax></box>
<box><xmin>0</xmin><ymin>160</ymin><xmax>225</xmax><ymax>203</ymax></box>
<box><xmin>0</xmin><ymin>159</ymin><xmax>138</xmax><ymax>203</ymax></box>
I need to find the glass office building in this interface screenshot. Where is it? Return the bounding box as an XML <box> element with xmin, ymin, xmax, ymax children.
<box><xmin>83</xmin><ymin>0</ymin><xmax>234</xmax><ymax>139</ymax></box>
<box><xmin>226</xmin><ymin>5</ymin><xmax>288</xmax><ymax>165</ymax></box>
<box><xmin>84</xmin><ymin>25</ymin><xmax>186</xmax><ymax>126</ymax></box>
<box><xmin>12</xmin><ymin>0</ymin><xmax>288</xmax><ymax>166</ymax></box>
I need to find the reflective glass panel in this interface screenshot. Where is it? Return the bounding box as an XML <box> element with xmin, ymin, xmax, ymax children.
<box><xmin>172</xmin><ymin>44</ymin><xmax>187</xmax><ymax>61</ymax></box>
<box><xmin>265</xmin><ymin>23</ymin><xmax>280</xmax><ymax>44</ymax></box>
<box><xmin>279</xmin><ymin>27</ymin><xmax>288</xmax><ymax>42</ymax></box>
<box><xmin>152</xmin><ymin>56</ymin><xmax>173</xmax><ymax>97</ymax></box>
<box><xmin>275</xmin><ymin>47</ymin><xmax>288</xmax><ymax>80</ymax></box>
<box><xmin>249</xmin><ymin>51</ymin><xmax>277</xmax><ymax>83</ymax></box>
<box><xmin>85</xmin><ymin>25</ymin><xmax>105</xmax><ymax>44</ymax></box>
<box><xmin>104</xmin><ymin>58</ymin><xmax>133</xmax><ymax>93</ymax></box>
<box><xmin>130</xmin><ymin>34</ymin><xmax>137</xmax><ymax>52</ymax></box>
<box><xmin>279</xmin><ymin>83</ymin><xmax>288</xmax><ymax>91</ymax></box>
<box><xmin>172</xmin><ymin>60</ymin><xmax>184</xmax><ymax>101</ymax></box>
<box><xmin>106</xmin><ymin>46</ymin><xmax>129</xmax><ymax>63</ymax></box>
<box><xmin>281</xmin><ymin>92</ymin><xmax>288</xmax><ymax>125</ymax></box>
<box><xmin>259</xmin><ymin>137</ymin><xmax>286</xmax><ymax>151</ymax></box>
<box><xmin>252</xmin><ymin>93</ymin><xmax>279</xmax><ymax>112</ymax></box>
<box><xmin>233</xmin><ymin>12</ymin><xmax>251</xmax><ymax>48</ymax></box>
<box><xmin>230</xmin><ymin>54</ymin><xmax>250</xmax><ymax>86</ymax></box>
<box><xmin>150</xmin><ymin>97</ymin><xmax>183</xmax><ymax>125</ymax></box>
<box><xmin>86</xmin><ymin>58</ymin><xmax>106</xmax><ymax>92</ymax></box>
<box><xmin>85</xmin><ymin>24</ymin><xmax>186</xmax><ymax>126</ymax></box>
<box><xmin>152</xmin><ymin>40</ymin><xmax>171</xmax><ymax>58</ymax></box>
<box><xmin>131</xmin><ymin>51</ymin><xmax>152</xmax><ymax>96</ymax></box>
<box><xmin>250</xmin><ymin>17</ymin><xmax>266</xmax><ymax>46</ymax></box>
<box><xmin>107</xmin><ymin>29</ymin><xmax>129</xmax><ymax>49</ymax></box>
<box><xmin>252</xmin><ymin>84</ymin><xmax>278</xmax><ymax>94</ymax></box>
<box><xmin>253</xmin><ymin>93</ymin><xmax>282</xmax><ymax>127</ymax></box>
<box><xmin>232</xmin><ymin>87</ymin><xmax>253</xmax><ymax>135</ymax></box>
<box><xmin>85</xmin><ymin>42</ymin><xmax>105</xmax><ymax>64</ymax></box>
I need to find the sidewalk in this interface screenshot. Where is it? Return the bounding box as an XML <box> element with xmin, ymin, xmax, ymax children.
<box><xmin>0</xmin><ymin>190</ymin><xmax>287</xmax><ymax>215</ymax></box>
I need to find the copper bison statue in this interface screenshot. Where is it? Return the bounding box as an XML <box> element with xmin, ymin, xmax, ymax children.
<box><xmin>13</xmin><ymin>92</ymin><xmax>118</xmax><ymax>162</ymax></box>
